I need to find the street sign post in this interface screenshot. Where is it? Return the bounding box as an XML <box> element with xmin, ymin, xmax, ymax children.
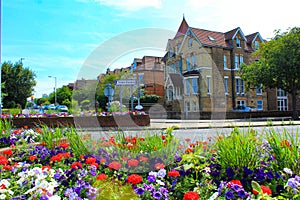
<box><xmin>114</xmin><ymin>79</ymin><xmax>137</xmax><ymax>112</ymax></box>
<box><xmin>104</xmin><ymin>84</ymin><xmax>114</xmax><ymax>111</ymax></box>
<box><xmin>114</xmin><ymin>79</ymin><xmax>136</xmax><ymax>86</ymax></box>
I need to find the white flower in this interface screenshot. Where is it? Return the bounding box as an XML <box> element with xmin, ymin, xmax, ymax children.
<box><xmin>0</xmin><ymin>194</ymin><xmax>6</xmax><ymax>199</ymax></box>
<box><xmin>156</xmin><ymin>179</ymin><xmax>165</xmax><ymax>186</ymax></box>
<box><xmin>284</xmin><ymin>168</ymin><xmax>293</xmax><ymax>175</ymax></box>
<box><xmin>49</xmin><ymin>195</ymin><xmax>61</xmax><ymax>200</ymax></box>
<box><xmin>208</xmin><ymin>192</ymin><xmax>218</xmax><ymax>200</ymax></box>
<box><xmin>149</xmin><ymin>171</ymin><xmax>157</xmax><ymax>177</ymax></box>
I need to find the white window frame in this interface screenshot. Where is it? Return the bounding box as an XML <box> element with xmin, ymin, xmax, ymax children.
<box><xmin>254</xmin><ymin>41</ymin><xmax>259</xmax><ymax>50</ymax></box>
<box><xmin>192</xmin><ymin>55</ymin><xmax>196</xmax><ymax>69</ymax></box>
<box><xmin>206</xmin><ymin>76</ymin><xmax>211</xmax><ymax>94</ymax></box>
<box><xmin>256</xmin><ymin>84</ymin><xmax>263</xmax><ymax>95</ymax></box>
<box><xmin>277</xmin><ymin>89</ymin><xmax>288</xmax><ymax>111</ymax></box>
<box><xmin>192</xmin><ymin>78</ymin><xmax>198</xmax><ymax>94</ymax></box>
<box><xmin>224</xmin><ymin>76</ymin><xmax>229</xmax><ymax>95</ymax></box>
<box><xmin>193</xmin><ymin>101</ymin><xmax>197</xmax><ymax>111</ymax></box>
<box><xmin>235</xmin><ymin>55</ymin><xmax>239</xmax><ymax>70</ymax></box>
<box><xmin>235</xmin><ymin>78</ymin><xmax>240</xmax><ymax>94</ymax></box>
<box><xmin>186</xmin><ymin>101</ymin><xmax>190</xmax><ymax>111</ymax></box>
<box><xmin>187</xmin><ymin>57</ymin><xmax>191</xmax><ymax>71</ymax></box>
<box><xmin>236</xmin><ymin>38</ymin><xmax>241</xmax><ymax>48</ymax></box>
<box><xmin>257</xmin><ymin>100</ymin><xmax>263</xmax><ymax>110</ymax></box>
<box><xmin>185</xmin><ymin>79</ymin><xmax>190</xmax><ymax>94</ymax></box>
<box><xmin>188</xmin><ymin>38</ymin><xmax>193</xmax><ymax>48</ymax></box>
<box><xmin>237</xmin><ymin>100</ymin><xmax>246</xmax><ymax>107</ymax></box>
<box><xmin>223</xmin><ymin>55</ymin><xmax>228</xmax><ymax>70</ymax></box>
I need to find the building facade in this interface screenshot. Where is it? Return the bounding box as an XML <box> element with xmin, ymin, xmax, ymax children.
<box><xmin>163</xmin><ymin>17</ymin><xmax>267</xmax><ymax>118</ymax></box>
<box><xmin>131</xmin><ymin>56</ymin><xmax>165</xmax><ymax>97</ymax></box>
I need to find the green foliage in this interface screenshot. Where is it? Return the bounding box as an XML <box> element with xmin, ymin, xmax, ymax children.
<box><xmin>93</xmin><ymin>178</ymin><xmax>138</xmax><ymax>200</ymax></box>
<box><xmin>240</xmin><ymin>27</ymin><xmax>300</xmax><ymax>119</ymax></box>
<box><xmin>48</xmin><ymin>86</ymin><xmax>72</xmax><ymax>105</ymax></box>
<box><xmin>40</xmin><ymin>126</ymin><xmax>65</xmax><ymax>149</ymax></box>
<box><xmin>65</xmin><ymin>128</ymin><xmax>89</xmax><ymax>157</ymax></box>
<box><xmin>213</xmin><ymin>128</ymin><xmax>262</xmax><ymax>170</ymax></box>
<box><xmin>1</xmin><ymin>61</ymin><xmax>36</xmax><ymax>108</ymax></box>
<box><xmin>140</xmin><ymin>95</ymin><xmax>160</xmax><ymax>104</ymax></box>
<box><xmin>80</xmin><ymin>99</ymin><xmax>91</xmax><ymax>110</ymax></box>
<box><xmin>2</xmin><ymin>108</ymin><xmax>21</xmax><ymax>115</ymax></box>
<box><xmin>265</xmin><ymin>128</ymin><xmax>300</xmax><ymax>173</ymax></box>
<box><xmin>109</xmin><ymin>101</ymin><xmax>128</xmax><ymax>112</ymax></box>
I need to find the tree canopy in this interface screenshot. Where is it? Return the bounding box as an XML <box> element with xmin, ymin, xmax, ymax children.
<box><xmin>1</xmin><ymin>61</ymin><xmax>36</xmax><ymax>108</ymax></box>
<box><xmin>240</xmin><ymin>27</ymin><xmax>300</xmax><ymax>119</ymax></box>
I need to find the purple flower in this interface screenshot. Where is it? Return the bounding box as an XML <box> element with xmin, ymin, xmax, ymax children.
<box><xmin>40</xmin><ymin>196</ymin><xmax>49</xmax><ymax>200</ymax></box>
<box><xmin>237</xmin><ymin>190</ymin><xmax>246</xmax><ymax>198</ymax></box>
<box><xmin>147</xmin><ymin>175</ymin><xmax>156</xmax><ymax>183</ymax></box>
<box><xmin>226</xmin><ymin>167</ymin><xmax>234</xmax><ymax>179</ymax></box>
<box><xmin>157</xmin><ymin>169</ymin><xmax>166</xmax><ymax>178</ymax></box>
<box><xmin>152</xmin><ymin>191</ymin><xmax>162</xmax><ymax>199</ymax></box>
<box><xmin>134</xmin><ymin>187</ymin><xmax>145</xmax><ymax>195</ymax></box>
<box><xmin>225</xmin><ymin>190</ymin><xmax>234</xmax><ymax>199</ymax></box>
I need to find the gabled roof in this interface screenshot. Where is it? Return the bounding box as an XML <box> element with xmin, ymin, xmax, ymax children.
<box><xmin>169</xmin><ymin>73</ymin><xmax>183</xmax><ymax>88</ymax></box>
<box><xmin>246</xmin><ymin>32</ymin><xmax>264</xmax><ymax>44</ymax></box>
<box><xmin>225</xmin><ymin>27</ymin><xmax>247</xmax><ymax>41</ymax></box>
<box><xmin>175</xmin><ymin>16</ymin><xmax>189</xmax><ymax>38</ymax></box>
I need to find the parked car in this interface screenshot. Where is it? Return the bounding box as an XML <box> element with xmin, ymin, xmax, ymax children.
<box><xmin>43</xmin><ymin>104</ymin><xmax>56</xmax><ymax>110</ymax></box>
<box><xmin>231</xmin><ymin>105</ymin><xmax>257</xmax><ymax>112</ymax></box>
<box><xmin>56</xmin><ymin>105</ymin><xmax>68</xmax><ymax>112</ymax></box>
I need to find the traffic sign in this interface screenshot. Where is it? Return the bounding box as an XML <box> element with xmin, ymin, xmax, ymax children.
<box><xmin>114</xmin><ymin>79</ymin><xmax>136</xmax><ymax>86</ymax></box>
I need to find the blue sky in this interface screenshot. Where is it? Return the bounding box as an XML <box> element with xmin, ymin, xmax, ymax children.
<box><xmin>2</xmin><ymin>0</ymin><xmax>299</xmax><ymax>98</ymax></box>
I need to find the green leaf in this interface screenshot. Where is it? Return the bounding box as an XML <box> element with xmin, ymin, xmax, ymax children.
<box><xmin>252</xmin><ymin>181</ymin><xmax>263</xmax><ymax>194</ymax></box>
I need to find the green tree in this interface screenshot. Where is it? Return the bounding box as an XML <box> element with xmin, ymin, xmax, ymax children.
<box><xmin>240</xmin><ymin>27</ymin><xmax>300</xmax><ymax>119</ymax></box>
<box><xmin>49</xmin><ymin>86</ymin><xmax>72</xmax><ymax>106</ymax></box>
<box><xmin>1</xmin><ymin>61</ymin><xmax>36</xmax><ymax>108</ymax></box>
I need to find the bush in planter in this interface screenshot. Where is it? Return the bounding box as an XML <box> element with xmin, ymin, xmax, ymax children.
<box><xmin>109</xmin><ymin>101</ymin><xmax>128</xmax><ymax>112</ymax></box>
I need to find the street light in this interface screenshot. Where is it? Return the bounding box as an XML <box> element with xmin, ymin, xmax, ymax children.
<box><xmin>48</xmin><ymin>76</ymin><xmax>57</xmax><ymax>105</ymax></box>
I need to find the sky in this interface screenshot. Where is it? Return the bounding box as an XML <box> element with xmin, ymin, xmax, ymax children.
<box><xmin>1</xmin><ymin>0</ymin><xmax>299</xmax><ymax>98</ymax></box>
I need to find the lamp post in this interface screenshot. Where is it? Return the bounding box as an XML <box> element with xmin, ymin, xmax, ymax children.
<box><xmin>48</xmin><ymin>76</ymin><xmax>57</xmax><ymax>105</ymax></box>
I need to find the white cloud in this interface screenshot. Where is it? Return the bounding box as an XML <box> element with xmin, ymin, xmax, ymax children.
<box><xmin>95</xmin><ymin>0</ymin><xmax>162</xmax><ymax>11</ymax></box>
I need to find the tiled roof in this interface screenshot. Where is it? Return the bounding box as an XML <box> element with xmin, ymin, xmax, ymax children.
<box><xmin>175</xmin><ymin>18</ymin><xmax>189</xmax><ymax>38</ymax></box>
<box><xmin>169</xmin><ymin>73</ymin><xmax>183</xmax><ymax>88</ymax></box>
<box><xmin>225</xmin><ymin>27</ymin><xmax>240</xmax><ymax>40</ymax></box>
<box><xmin>190</xmin><ymin>27</ymin><xmax>229</xmax><ymax>48</ymax></box>
<box><xmin>246</xmin><ymin>32</ymin><xmax>258</xmax><ymax>44</ymax></box>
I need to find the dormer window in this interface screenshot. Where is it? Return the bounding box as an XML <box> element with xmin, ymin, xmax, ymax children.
<box><xmin>188</xmin><ymin>38</ymin><xmax>193</xmax><ymax>48</ymax></box>
<box><xmin>236</xmin><ymin>38</ymin><xmax>241</xmax><ymax>48</ymax></box>
<box><xmin>254</xmin><ymin>41</ymin><xmax>259</xmax><ymax>50</ymax></box>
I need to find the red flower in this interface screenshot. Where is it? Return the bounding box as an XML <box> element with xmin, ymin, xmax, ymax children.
<box><xmin>139</xmin><ymin>156</ymin><xmax>148</xmax><ymax>162</ymax></box>
<box><xmin>128</xmin><ymin>159</ymin><xmax>139</xmax><ymax>167</ymax></box>
<box><xmin>96</xmin><ymin>173</ymin><xmax>107</xmax><ymax>181</ymax></box>
<box><xmin>59</xmin><ymin>142</ymin><xmax>69</xmax><ymax>149</ymax></box>
<box><xmin>28</xmin><ymin>155</ymin><xmax>37</xmax><ymax>161</ymax></box>
<box><xmin>71</xmin><ymin>162</ymin><xmax>82</xmax><ymax>169</ymax></box>
<box><xmin>100</xmin><ymin>158</ymin><xmax>106</xmax><ymax>164</ymax></box>
<box><xmin>168</xmin><ymin>170</ymin><xmax>180</xmax><ymax>177</ymax></box>
<box><xmin>2</xmin><ymin>165</ymin><xmax>12</xmax><ymax>171</ymax></box>
<box><xmin>155</xmin><ymin>163</ymin><xmax>165</xmax><ymax>170</ymax></box>
<box><xmin>261</xmin><ymin>185</ymin><xmax>272</xmax><ymax>195</ymax></box>
<box><xmin>280</xmin><ymin>140</ymin><xmax>290</xmax><ymax>147</ymax></box>
<box><xmin>139</xmin><ymin>138</ymin><xmax>145</xmax><ymax>141</ymax></box>
<box><xmin>24</xmin><ymin>125</ymin><xmax>28</xmax><ymax>129</ymax></box>
<box><xmin>80</xmin><ymin>155</ymin><xmax>84</xmax><ymax>159</ymax></box>
<box><xmin>90</xmin><ymin>162</ymin><xmax>99</xmax><ymax>168</ymax></box>
<box><xmin>253</xmin><ymin>185</ymin><xmax>272</xmax><ymax>195</ymax></box>
<box><xmin>127</xmin><ymin>174</ymin><xmax>143</xmax><ymax>185</ymax></box>
<box><xmin>161</xmin><ymin>135</ymin><xmax>166</xmax><ymax>140</ymax></box>
<box><xmin>3</xmin><ymin>149</ymin><xmax>13</xmax><ymax>156</ymax></box>
<box><xmin>183</xmin><ymin>191</ymin><xmax>199</xmax><ymax>200</ymax></box>
<box><xmin>86</xmin><ymin>157</ymin><xmax>96</xmax><ymax>164</ymax></box>
<box><xmin>108</xmin><ymin>161</ymin><xmax>122</xmax><ymax>170</ymax></box>
<box><xmin>42</xmin><ymin>166</ymin><xmax>51</xmax><ymax>171</ymax></box>
<box><xmin>227</xmin><ymin>180</ymin><xmax>242</xmax><ymax>188</ymax></box>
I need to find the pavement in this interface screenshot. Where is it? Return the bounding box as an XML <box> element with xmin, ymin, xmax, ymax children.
<box><xmin>149</xmin><ymin>117</ymin><xmax>300</xmax><ymax>129</ymax></box>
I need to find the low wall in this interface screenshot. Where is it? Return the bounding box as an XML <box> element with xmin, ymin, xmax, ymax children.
<box><xmin>160</xmin><ymin>110</ymin><xmax>300</xmax><ymax>120</ymax></box>
<box><xmin>3</xmin><ymin>115</ymin><xmax>151</xmax><ymax>128</ymax></box>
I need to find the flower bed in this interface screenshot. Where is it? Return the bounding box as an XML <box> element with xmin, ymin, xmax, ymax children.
<box><xmin>0</xmin><ymin>114</ymin><xmax>150</xmax><ymax>128</ymax></box>
<box><xmin>0</xmin><ymin>126</ymin><xmax>299</xmax><ymax>199</ymax></box>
